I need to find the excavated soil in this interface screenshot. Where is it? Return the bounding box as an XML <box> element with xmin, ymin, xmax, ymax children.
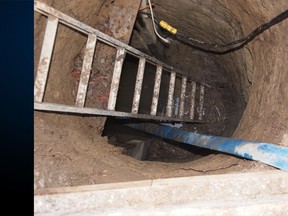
<box><xmin>34</xmin><ymin>112</ymin><xmax>272</xmax><ymax>189</ymax></box>
<box><xmin>34</xmin><ymin>0</ymin><xmax>287</xmax><ymax>189</ymax></box>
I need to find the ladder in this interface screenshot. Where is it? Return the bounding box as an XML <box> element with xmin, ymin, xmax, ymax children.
<box><xmin>34</xmin><ymin>1</ymin><xmax>208</xmax><ymax>123</ymax></box>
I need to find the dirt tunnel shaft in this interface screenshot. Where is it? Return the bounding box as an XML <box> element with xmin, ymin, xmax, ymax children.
<box><xmin>34</xmin><ymin>0</ymin><xmax>288</xmax><ymax>188</ymax></box>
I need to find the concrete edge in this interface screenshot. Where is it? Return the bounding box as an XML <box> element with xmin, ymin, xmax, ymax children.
<box><xmin>34</xmin><ymin>170</ymin><xmax>288</xmax><ymax>215</ymax></box>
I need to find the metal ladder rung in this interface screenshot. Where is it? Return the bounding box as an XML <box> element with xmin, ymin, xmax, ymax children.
<box><xmin>107</xmin><ymin>47</ymin><xmax>126</xmax><ymax>111</ymax></box>
<box><xmin>198</xmin><ymin>84</ymin><xmax>205</xmax><ymax>120</ymax></box>
<box><xmin>179</xmin><ymin>76</ymin><xmax>187</xmax><ymax>118</ymax></box>
<box><xmin>166</xmin><ymin>71</ymin><xmax>176</xmax><ymax>118</ymax></box>
<box><xmin>131</xmin><ymin>57</ymin><xmax>146</xmax><ymax>114</ymax></box>
<box><xmin>34</xmin><ymin>15</ymin><xmax>58</xmax><ymax>103</ymax></box>
<box><xmin>75</xmin><ymin>34</ymin><xmax>97</xmax><ymax>107</ymax></box>
<box><xmin>151</xmin><ymin>65</ymin><xmax>163</xmax><ymax>116</ymax></box>
<box><xmin>189</xmin><ymin>81</ymin><xmax>197</xmax><ymax>120</ymax></box>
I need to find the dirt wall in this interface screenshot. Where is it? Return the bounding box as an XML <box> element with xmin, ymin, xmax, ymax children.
<box><xmin>34</xmin><ymin>0</ymin><xmax>288</xmax><ymax>189</ymax></box>
<box><xmin>222</xmin><ymin>0</ymin><xmax>288</xmax><ymax>145</ymax></box>
<box><xmin>154</xmin><ymin>0</ymin><xmax>288</xmax><ymax>145</ymax></box>
<box><xmin>35</xmin><ymin>0</ymin><xmax>288</xmax><ymax>145</ymax></box>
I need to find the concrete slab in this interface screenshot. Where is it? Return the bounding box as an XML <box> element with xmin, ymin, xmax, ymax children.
<box><xmin>34</xmin><ymin>170</ymin><xmax>288</xmax><ymax>215</ymax></box>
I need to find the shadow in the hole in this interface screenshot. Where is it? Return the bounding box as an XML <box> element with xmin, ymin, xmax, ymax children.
<box><xmin>103</xmin><ymin>117</ymin><xmax>217</xmax><ymax>163</ymax></box>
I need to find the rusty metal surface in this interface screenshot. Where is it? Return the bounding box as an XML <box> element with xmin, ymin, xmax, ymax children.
<box><xmin>34</xmin><ymin>1</ymin><xmax>208</xmax><ymax>87</ymax></box>
<box><xmin>166</xmin><ymin>71</ymin><xmax>176</xmax><ymax>117</ymax></box>
<box><xmin>198</xmin><ymin>84</ymin><xmax>205</xmax><ymax>120</ymax></box>
<box><xmin>151</xmin><ymin>65</ymin><xmax>163</xmax><ymax>116</ymax></box>
<box><xmin>34</xmin><ymin>102</ymin><xmax>204</xmax><ymax>123</ymax></box>
<box><xmin>132</xmin><ymin>57</ymin><xmax>146</xmax><ymax>114</ymax></box>
<box><xmin>189</xmin><ymin>81</ymin><xmax>197</xmax><ymax>119</ymax></box>
<box><xmin>179</xmin><ymin>76</ymin><xmax>187</xmax><ymax>118</ymax></box>
<box><xmin>34</xmin><ymin>15</ymin><xmax>58</xmax><ymax>103</ymax></box>
<box><xmin>107</xmin><ymin>47</ymin><xmax>126</xmax><ymax>111</ymax></box>
<box><xmin>75</xmin><ymin>34</ymin><xmax>97</xmax><ymax>107</ymax></box>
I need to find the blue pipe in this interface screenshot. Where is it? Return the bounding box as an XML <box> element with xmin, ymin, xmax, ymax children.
<box><xmin>127</xmin><ymin>123</ymin><xmax>288</xmax><ymax>171</ymax></box>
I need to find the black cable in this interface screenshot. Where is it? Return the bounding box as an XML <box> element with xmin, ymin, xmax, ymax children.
<box><xmin>182</xmin><ymin>9</ymin><xmax>288</xmax><ymax>51</ymax></box>
<box><xmin>139</xmin><ymin>9</ymin><xmax>288</xmax><ymax>54</ymax></box>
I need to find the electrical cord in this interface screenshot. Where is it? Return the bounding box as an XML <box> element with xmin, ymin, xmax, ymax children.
<box><xmin>139</xmin><ymin>9</ymin><xmax>288</xmax><ymax>54</ymax></box>
<box><xmin>182</xmin><ymin>9</ymin><xmax>288</xmax><ymax>52</ymax></box>
<box><xmin>147</xmin><ymin>0</ymin><xmax>170</xmax><ymax>44</ymax></box>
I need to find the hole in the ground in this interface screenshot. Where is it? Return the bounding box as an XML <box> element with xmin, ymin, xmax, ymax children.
<box><xmin>34</xmin><ymin>0</ymin><xmax>288</xmax><ymax>191</ymax></box>
<box><xmin>103</xmin><ymin>118</ymin><xmax>215</xmax><ymax>162</ymax></box>
<box><xmin>103</xmin><ymin>46</ymin><xmax>246</xmax><ymax>161</ymax></box>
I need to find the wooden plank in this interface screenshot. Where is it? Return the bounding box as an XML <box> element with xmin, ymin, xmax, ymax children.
<box><xmin>75</xmin><ymin>34</ymin><xmax>97</xmax><ymax>107</ymax></box>
<box><xmin>34</xmin><ymin>15</ymin><xmax>58</xmax><ymax>103</ymax></box>
<box><xmin>131</xmin><ymin>57</ymin><xmax>146</xmax><ymax>114</ymax></box>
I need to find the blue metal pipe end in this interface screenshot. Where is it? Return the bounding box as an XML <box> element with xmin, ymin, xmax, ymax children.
<box><xmin>127</xmin><ymin>123</ymin><xmax>288</xmax><ymax>171</ymax></box>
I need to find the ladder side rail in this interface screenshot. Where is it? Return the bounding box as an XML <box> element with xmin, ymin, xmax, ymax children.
<box><xmin>35</xmin><ymin>102</ymin><xmax>204</xmax><ymax>123</ymax></box>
